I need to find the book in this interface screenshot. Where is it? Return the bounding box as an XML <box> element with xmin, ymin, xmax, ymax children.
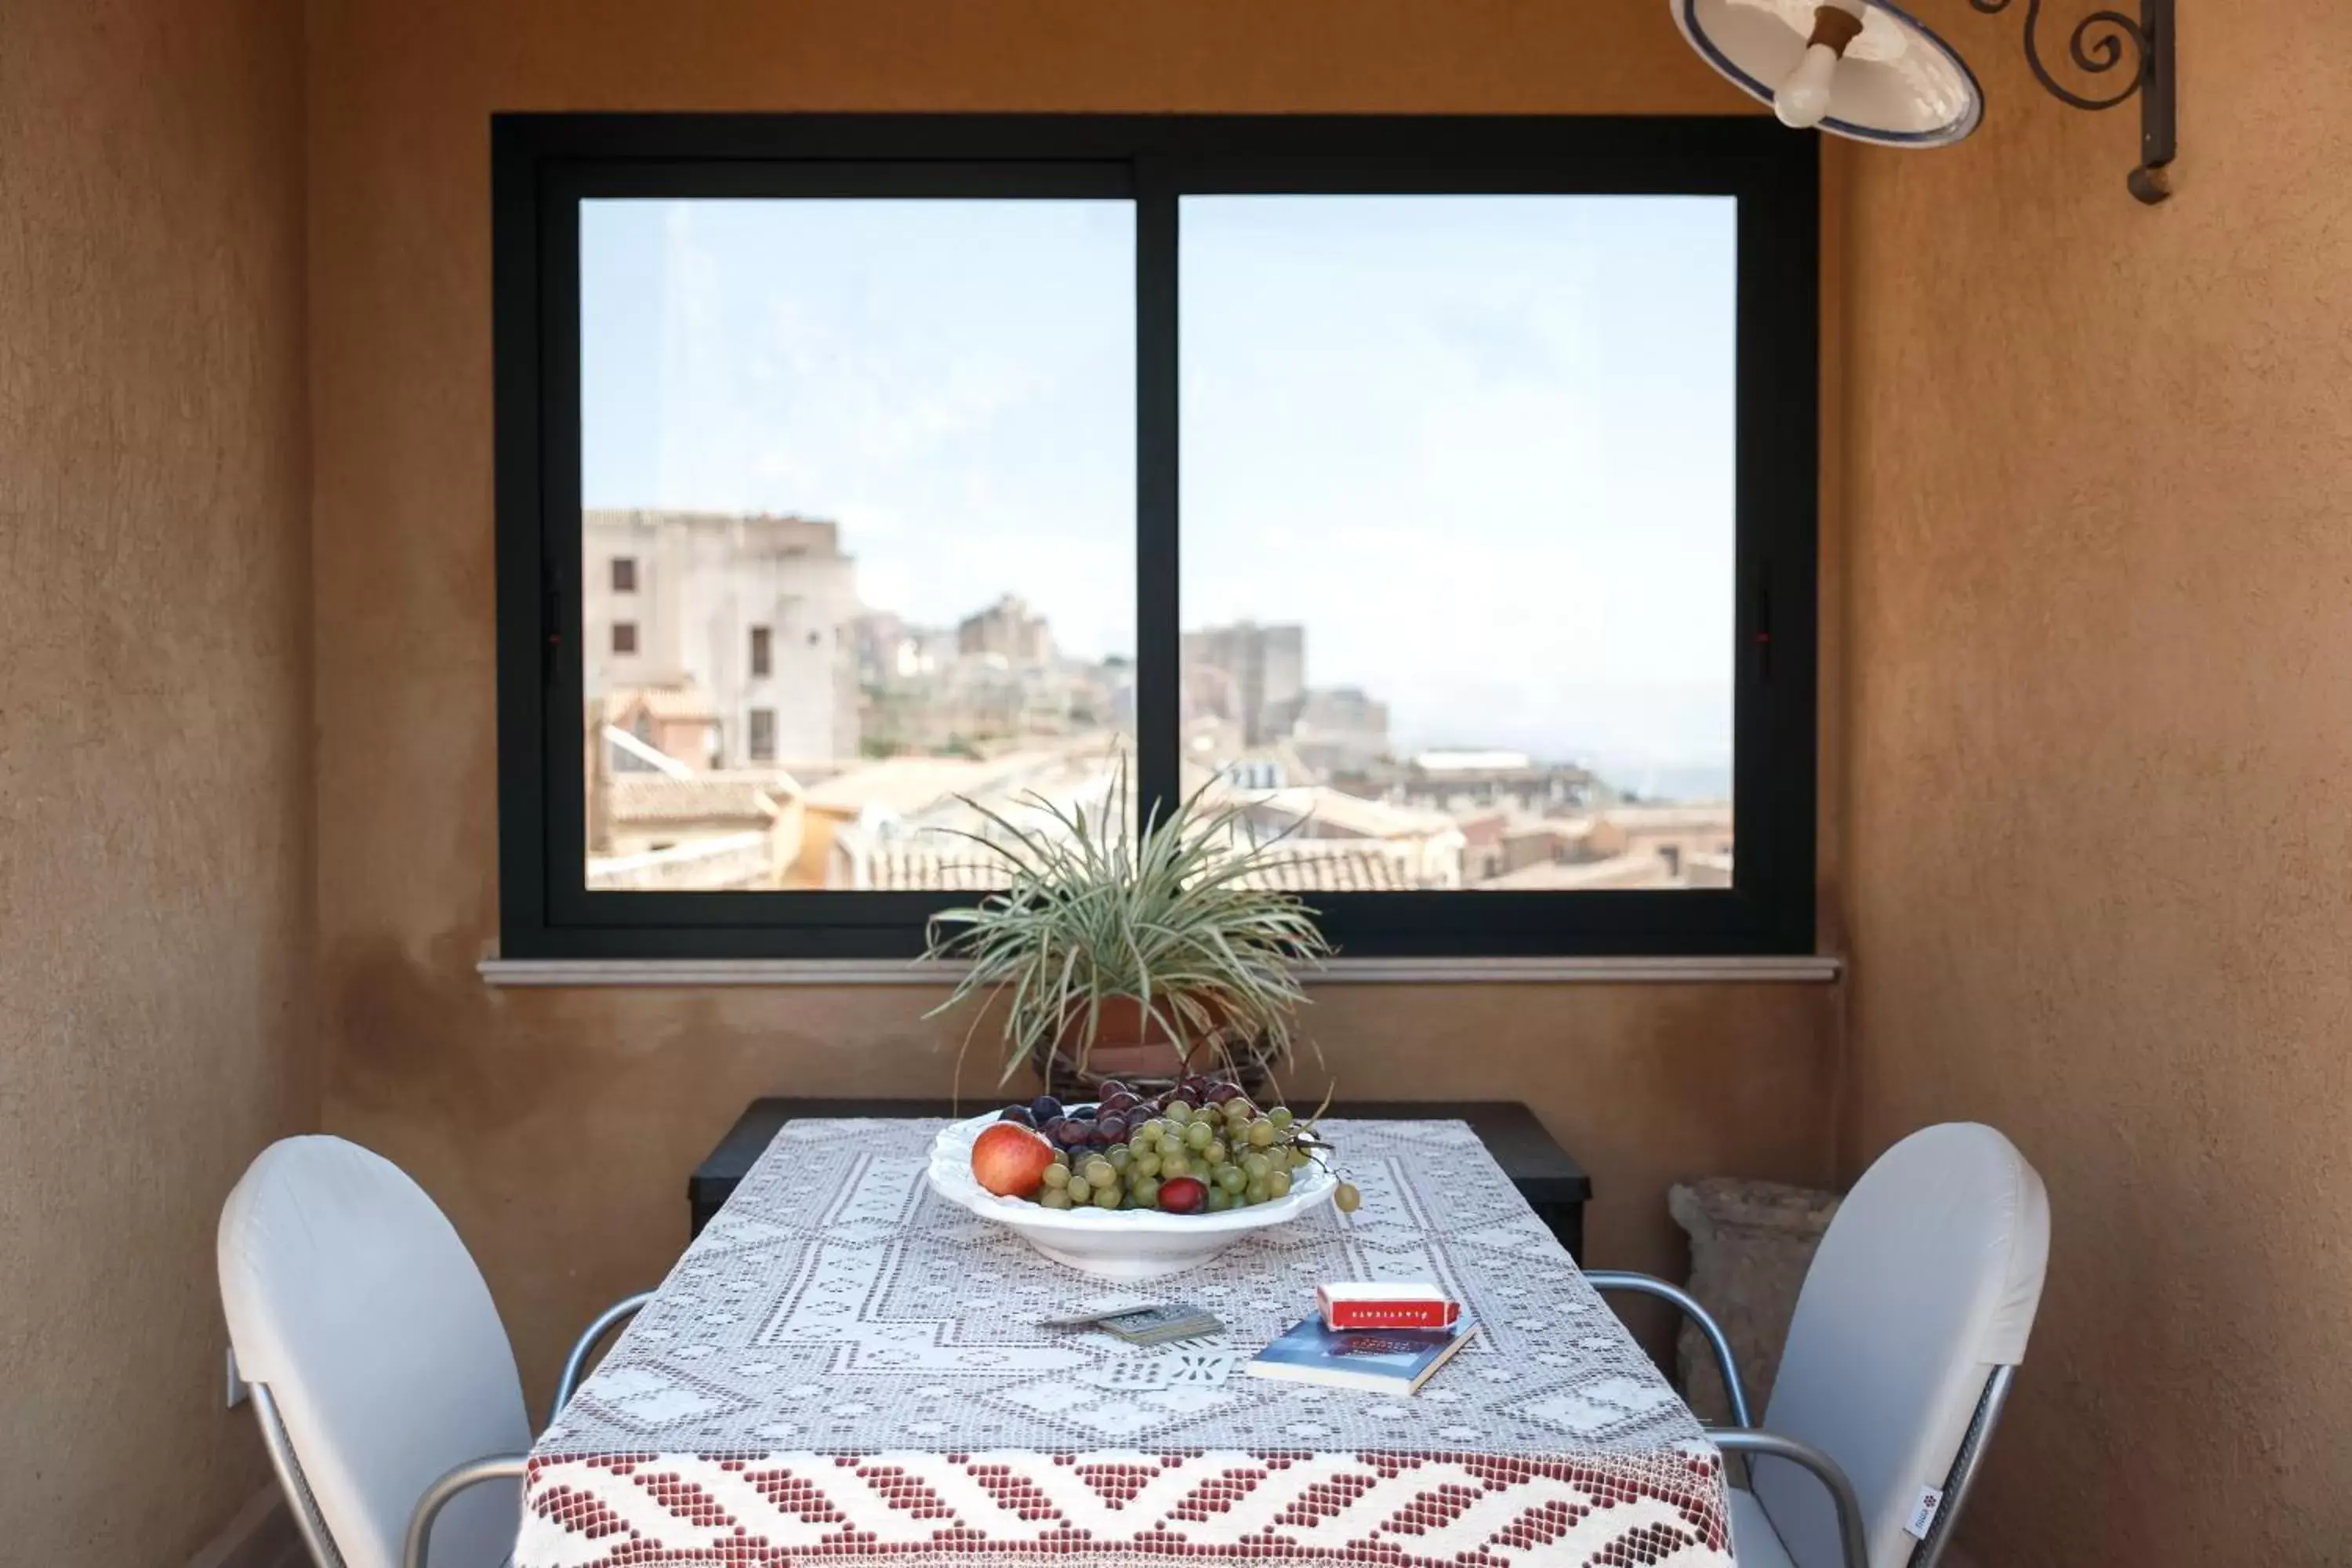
<box><xmin>1246</xmin><ymin>1316</ymin><xmax>1479</xmax><ymax>1395</ymax></box>
<box><xmin>1317</xmin><ymin>1282</ymin><xmax>1461</xmax><ymax>1331</ymax></box>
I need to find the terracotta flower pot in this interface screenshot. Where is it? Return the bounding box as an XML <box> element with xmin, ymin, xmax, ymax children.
<box><xmin>1045</xmin><ymin>994</ymin><xmax>1230</xmax><ymax>1094</ymax></box>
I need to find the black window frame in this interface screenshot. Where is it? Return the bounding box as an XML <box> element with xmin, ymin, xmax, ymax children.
<box><xmin>494</xmin><ymin>113</ymin><xmax>1818</xmax><ymax>960</ymax></box>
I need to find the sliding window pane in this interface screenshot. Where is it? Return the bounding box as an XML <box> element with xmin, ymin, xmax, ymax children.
<box><xmin>579</xmin><ymin>199</ymin><xmax>1135</xmax><ymax>891</ymax></box>
<box><xmin>1179</xmin><ymin>195</ymin><xmax>1737</xmax><ymax>892</ymax></box>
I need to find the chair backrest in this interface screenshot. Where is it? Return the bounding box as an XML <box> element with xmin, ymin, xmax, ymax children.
<box><xmin>219</xmin><ymin>1136</ymin><xmax>531</xmax><ymax>1568</ymax></box>
<box><xmin>1753</xmin><ymin>1123</ymin><xmax>2049</xmax><ymax>1568</ymax></box>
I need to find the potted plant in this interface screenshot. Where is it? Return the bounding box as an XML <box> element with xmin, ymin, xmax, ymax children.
<box><xmin>922</xmin><ymin>773</ymin><xmax>1334</xmax><ymax>1094</ymax></box>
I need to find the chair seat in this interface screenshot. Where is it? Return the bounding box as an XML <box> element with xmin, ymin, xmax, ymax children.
<box><xmin>1730</xmin><ymin>1485</ymin><xmax>1797</xmax><ymax>1568</ymax></box>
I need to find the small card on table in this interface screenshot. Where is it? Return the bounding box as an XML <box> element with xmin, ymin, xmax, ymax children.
<box><xmin>1036</xmin><ymin>1298</ymin><xmax>1162</xmax><ymax>1328</ymax></box>
<box><xmin>1038</xmin><ymin>1300</ymin><xmax>1224</xmax><ymax>1345</ymax></box>
<box><xmin>1096</xmin><ymin>1304</ymin><xmax>1224</xmax><ymax>1345</ymax></box>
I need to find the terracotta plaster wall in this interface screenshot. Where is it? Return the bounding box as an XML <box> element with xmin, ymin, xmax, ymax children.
<box><xmin>0</xmin><ymin>0</ymin><xmax>315</xmax><ymax>1559</ymax></box>
<box><xmin>1842</xmin><ymin>2</ymin><xmax>2352</xmax><ymax>1562</ymax></box>
<box><xmin>307</xmin><ymin>0</ymin><xmax>1842</xmax><ymax>1402</ymax></box>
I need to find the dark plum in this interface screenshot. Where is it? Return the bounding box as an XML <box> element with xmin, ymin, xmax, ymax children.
<box><xmin>1053</xmin><ymin>1120</ymin><xmax>1091</xmax><ymax>1148</ymax></box>
<box><xmin>1029</xmin><ymin>1094</ymin><xmax>1062</xmax><ymax>1123</ymax></box>
<box><xmin>998</xmin><ymin>1106</ymin><xmax>1036</xmax><ymax>1127</ymax></box>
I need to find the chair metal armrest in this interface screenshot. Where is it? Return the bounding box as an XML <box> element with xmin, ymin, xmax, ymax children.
<box><xmin>551</xmin><ymin>1290</ymin><xmax>655</xmax><ymax>1417</ymax></box>
<box><xmin>402</xmin><ymin>1454</ymin><xmax>528</xmax><ymax>1568</ymax></box>
<box><xmin>1584</xmin><ymin>1270</ymin><xmax>1754</xmax><ymax>1428</ymax></box>
<box><xmin>1707</xmin><ymin>1427</ymin><xmax>1870</xmax><ymax>1568</ymax></box>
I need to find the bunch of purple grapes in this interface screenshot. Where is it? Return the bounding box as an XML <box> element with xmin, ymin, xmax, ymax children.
<box><xmin>997</xmin><ymin>1075</ymin><xmax>1253</xmax><ymax>1150</ymax></box>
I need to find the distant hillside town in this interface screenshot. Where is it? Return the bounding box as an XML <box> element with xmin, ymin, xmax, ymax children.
<box><xmin>580</xmin><ymin>508</ymin><xmax>1731</xmax><ymax>894</ymax></box>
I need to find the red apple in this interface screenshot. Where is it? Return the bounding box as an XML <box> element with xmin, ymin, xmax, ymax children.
<box><xmin>971</xmin><ymin>1122</ymin><xmax>1057</xmax><ymax>1198</ymax></box>
<box><xmin>1157</xmin><ymin>1175</ymin><xmax>1208</xmax><ymax>1214</ymax></box>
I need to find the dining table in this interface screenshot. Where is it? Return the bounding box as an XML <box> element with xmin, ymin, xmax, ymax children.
<box><xmin>516</xmin><ymin>1117</ymin><xmax>1734</xmax><ymax>1568</ymax></box>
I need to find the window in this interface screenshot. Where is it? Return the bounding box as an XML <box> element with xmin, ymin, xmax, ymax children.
<box><xmin>495</xmin><ymin>116</ymin><xmax>1817</xmax><ymax>960</ymax></box>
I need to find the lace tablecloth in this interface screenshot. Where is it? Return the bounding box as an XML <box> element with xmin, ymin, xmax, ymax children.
<box><xmin>518</xmin><ymin>1118</ymin><xmax>1731</xmax><ymax>1568</ymax></box>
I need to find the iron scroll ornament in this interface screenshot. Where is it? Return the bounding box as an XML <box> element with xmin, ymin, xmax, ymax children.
<box><xmin>1967</xmin><ymin>0</ymin><xmax>2177</xmax><ymax>203</ymax></box>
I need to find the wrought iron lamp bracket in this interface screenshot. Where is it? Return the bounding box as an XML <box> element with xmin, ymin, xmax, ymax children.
<box><xmin>1966</xmin><ymin>0</ymin><xmax>2176</xmax><ymax>202</ymax></box>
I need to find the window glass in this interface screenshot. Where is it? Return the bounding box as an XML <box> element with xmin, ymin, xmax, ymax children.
<box><xmin>578</xmin><ymin>198</ymin><xmax>1138</xmax><ymax>891</ymax></box>
<box><xmin>1178</xmin><ymin>195</ymin><xmax>1738</xmax><ymax>891</ymax></box>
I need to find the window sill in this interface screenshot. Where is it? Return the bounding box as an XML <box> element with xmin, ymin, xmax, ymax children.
<box><xmin>476</xmin><ymin>954</ymin><xmax>1843</xmax><ymax>988</ymax></box>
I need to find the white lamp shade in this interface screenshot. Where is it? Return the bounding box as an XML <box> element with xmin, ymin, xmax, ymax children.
<box><xmin>1672</xmin><ymin>0</ymin><xmax>1985</xmax><ymax>147</ymax></box>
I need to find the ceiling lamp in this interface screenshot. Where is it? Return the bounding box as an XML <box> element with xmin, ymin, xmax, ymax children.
<box><xmin>1670</xmin><ymin>0</ymin><xmax>2177</xmax><ymax>203</ymax></box>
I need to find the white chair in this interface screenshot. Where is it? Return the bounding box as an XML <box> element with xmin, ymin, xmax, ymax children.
<box><xmin>1590</xmin><ymin>1123</ymin><xmax>2049</xmax><ymax>1568</ymax></box>
<box><xmin>218</xmin><ymin>1135</ymin><xmax>651</xmax><ymax>1568</ymax></box>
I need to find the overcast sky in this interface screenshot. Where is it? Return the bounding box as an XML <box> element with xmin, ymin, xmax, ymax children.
<box><xmin>581</xmin><ymin>194</ymin><xmax>1737</xmax><ymax>789</ymax></box>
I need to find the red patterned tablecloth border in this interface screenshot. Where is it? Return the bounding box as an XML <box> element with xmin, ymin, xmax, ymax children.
<box><xmin>517</xmin><ymin>1445</ymin><xmax>1731</xmax><ymax>1568</ymax></box>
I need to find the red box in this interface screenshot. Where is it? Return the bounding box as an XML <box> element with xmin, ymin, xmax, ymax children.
<box><xmin>1317</xmin><ymin>1283</ymin><xmax>1461</xmax><ymax>1331</ymax></box>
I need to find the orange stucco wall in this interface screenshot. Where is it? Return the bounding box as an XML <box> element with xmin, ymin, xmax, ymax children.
<box><xmin>0</xmin><ymin>0</ymin><xmax>316</xmax><ymax>1559</ymax></box>
<box><xmin>17</xmin><ymin>0</ymin><xmax>2350</xmax><ymax>1562</ymax></box>
<box><xmin>306</xmin><ymin>0</ymin><xmax>1843</xmax><ymax>1417</ymax></box>
<box><xmin>1841</xmin><ymin>3</ymin><xmax>2352</xmax><ymax>1563</ymax></box>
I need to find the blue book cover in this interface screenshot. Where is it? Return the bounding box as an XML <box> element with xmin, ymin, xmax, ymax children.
<box><xmin>1245</xmin><ymin>1316</ymin><xmax>1479</xmax><ymax>1394</ymax></box>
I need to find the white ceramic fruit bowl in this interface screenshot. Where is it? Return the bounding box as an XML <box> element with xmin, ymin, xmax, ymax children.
<box><xmin>926</xmin><ymin>1111</ymin><xmax>1338</xmax><ymax>1279</ymax></box>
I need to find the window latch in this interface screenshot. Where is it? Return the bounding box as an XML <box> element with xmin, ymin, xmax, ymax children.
<box><xmin>543</xmin><ymin>579</ymin><xmax>563</xmax><ymax>678</ymax></box>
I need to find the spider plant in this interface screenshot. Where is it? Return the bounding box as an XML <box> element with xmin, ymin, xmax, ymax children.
<box><xmin>921</xmin><ymin>768</ymin><xmax>1334</xmax><ymax>1088</ymax></box>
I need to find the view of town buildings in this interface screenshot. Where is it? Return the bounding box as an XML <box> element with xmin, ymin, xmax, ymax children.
<box><xmin>582</xmin><ymin>508</ymin><xmax>1733</xmax><ymax>894</ymax></box>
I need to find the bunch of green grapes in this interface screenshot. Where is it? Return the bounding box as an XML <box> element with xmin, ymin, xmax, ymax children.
<box><xmin>1027</xmin><ymin>1094</ymin><xmax>1360</xmax><ymax>1214</ymax></box>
